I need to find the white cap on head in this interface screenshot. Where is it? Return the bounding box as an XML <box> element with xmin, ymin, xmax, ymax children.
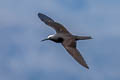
<box><xmin>48</xmin><ymin>34</ymin><xmax>54</xmax><ymax>38</ymax></box>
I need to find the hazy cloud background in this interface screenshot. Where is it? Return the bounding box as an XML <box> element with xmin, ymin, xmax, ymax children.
<box><xmin>0</xmin><ymin>0</ymin><xmax>120</xmax><ymax>80</ymax></box>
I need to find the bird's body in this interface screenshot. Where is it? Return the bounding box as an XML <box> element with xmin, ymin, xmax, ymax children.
<box><xmin>48</xmin><ymin>33</ymin><xmax>71</xmax><ymax>43</ymax></box>
<box><xmin>38</xmin><ymin>13</ymin><xmax>92</xmax><ymax>69</ymax></box>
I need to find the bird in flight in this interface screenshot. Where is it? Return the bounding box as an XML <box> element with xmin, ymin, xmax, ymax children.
<box><xmin>38</xmin><ymin>13</ymin><xmax>92</xmax><ymax>69</ymax></box>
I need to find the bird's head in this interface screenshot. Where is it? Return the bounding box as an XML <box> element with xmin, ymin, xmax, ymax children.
<box><xmin>41</xmin><ymin>34</ymin><xmax>55</xmax><ymax>41</ymax></box>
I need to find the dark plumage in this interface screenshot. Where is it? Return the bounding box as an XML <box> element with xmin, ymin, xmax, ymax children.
<box><xmin>38</xmin><ymin>13</ymin><xmax>92</xmax><ymax>69</ymax></box>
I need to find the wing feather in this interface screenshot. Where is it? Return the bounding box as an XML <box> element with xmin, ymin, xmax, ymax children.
<box><xmin>62</xmin><ymin>39</ymin><xmax>89</xmax><ymax>69</ymax></box>
<box><xmin>38</xmin><ymin>13</ymin><xmax>70</xmax><ymax>34</ymax></box>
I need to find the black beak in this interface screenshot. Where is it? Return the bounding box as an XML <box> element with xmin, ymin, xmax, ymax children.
<box><xmin>41</xmin><ymin>38</ymin><xmax>49</xmax><ymax>42</ymax></box>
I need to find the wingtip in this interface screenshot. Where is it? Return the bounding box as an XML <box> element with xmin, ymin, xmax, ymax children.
<box><xmin>85</xmin><ymin>66</ymin><xmax>89</xmax><ymax>69</ymax></box>
<box><xmin>38</xmin><ymin>13</ymin><xmax>43</xmax><ymax>18</ymax></box>
<box><xmin>82</xmin><ymin>63</ymin><xmax>89</xmax><ymax>69</ymax></box>
<box><xmin>82</xmin><ymin>64</ymin><xmax>89</xmax><ymax>69</ymax></box>
<box><xmin>37</xmin><ymin>12</ymin><xmax>54</xmax><ymax>22</ymax></box>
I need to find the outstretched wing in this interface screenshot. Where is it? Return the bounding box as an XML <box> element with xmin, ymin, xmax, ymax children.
<box><xmin>62</xmin><ymin>38</ymin><xmax>89</xmax><ymax>69</ymax></box>
<box><xmin>38</xmin><ymin>13</ymin><xmax>70</xmax><ymax>34</ymax></box>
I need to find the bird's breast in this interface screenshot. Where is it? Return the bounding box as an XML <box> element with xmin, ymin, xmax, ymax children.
<box><xmin>51</xmin><ymin>37</ymin><xmax>64</xmax><ymax>43</ymax></box>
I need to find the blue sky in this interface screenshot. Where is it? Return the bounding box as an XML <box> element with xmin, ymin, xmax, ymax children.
<box><xmin>0</xmin><ymin>0</ymin><xmax>120</xmax><ymax>80</ymax></box>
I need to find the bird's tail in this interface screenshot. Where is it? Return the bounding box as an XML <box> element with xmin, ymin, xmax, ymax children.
<box><xmin>74</xmin><ymin>35</ymin><xmax>92</xmax><ymax>40</ymax></box>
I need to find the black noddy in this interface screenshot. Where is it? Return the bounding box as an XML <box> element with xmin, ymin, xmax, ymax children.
<box><xmin>38</xmin><ymin>13</ymin><xmax>92</xmax><ymax>69</ymax></box>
